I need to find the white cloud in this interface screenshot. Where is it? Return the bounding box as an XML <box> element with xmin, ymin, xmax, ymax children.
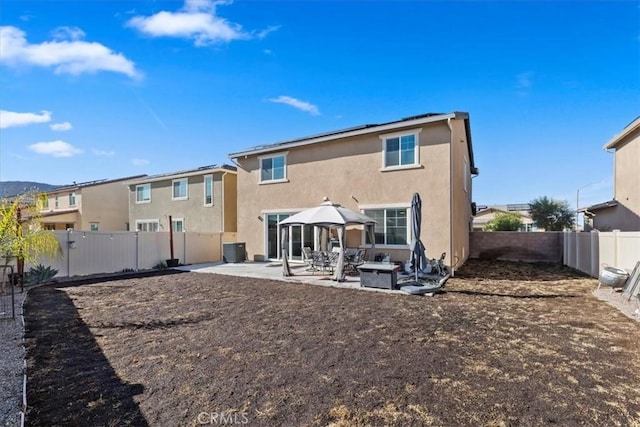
<box><xmin>269</xmin><ymin>95</ymin><xmax>320</xmax><ymax>116</ymax></box>
<box><xmin>256</xmin><ymin>25</ymin><xmax>280</xmax><ymax>39</ymax></box>
<box><xmin>0</xmin><ymin>25</ymin><xmax>141</xmax><ymax>78</ymax></box>
<box><xmin>131</xmin><ymin>158</ymin><xmax>150</xmax><ymax>166</ymax></box>
<box><xmin>50</xmin><ymin>121</ymin><xmax>72</xmax><ymax>131</ymax></box>
<box><xmin>127</xmin><ymin>0</ymin><xmax>277</xmax><ymax>46</ymax></box>
<box><xmin>92</xmin><ymin>149</ymin><xmax>115</xmax><ymax>157</ymax></box>
<box><xmin>28</xmin><ymin>140</ymin><xmax>83</xmax><ymax>157</ymax></box>
<box><xmin>51</xmin><ymin>26</ymin><xmax>85</xmax><ymax>41</ymax></box>
<box><xmin>0</xmin><ymin>109</ymin><xmax>51</xmax><ymax>128</ymax></box>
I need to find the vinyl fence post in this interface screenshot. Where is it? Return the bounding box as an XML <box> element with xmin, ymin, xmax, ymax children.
<box><xmin>135</xmin><ymin>232</ymin><xmax>139</xmax><ymax>272</ymax></box>
<box><xmin>590</xmin><ymin>230</ymin><xmax>599</xmax><ymax>277</ymax></box>
<box><xmin>66</xmin><ymin>229</ymin><xmax>71</xmax><ymax>277</ymax></box>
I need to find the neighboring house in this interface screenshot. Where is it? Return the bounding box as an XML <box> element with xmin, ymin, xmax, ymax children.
<box><xmin>581</xmin><ymin>117</ymin><xmax>640</xmax><ymax>231</ymax></box>
<box><xmin>39</xmin><ymin>175</ymin><xmax>145</xmax><ymax>231</ymax></box>
<box><xmin>126</xmin><ymin>165</ymin><xmax>237</xmax><ymax>237</ymax></box>
<box><xmin>228</xmin><ymin>112</ymin><xmax>478</xmax><ymax>270</ymax></box>
<box><xmin>472</xmin><ymin>204</ymin><xmax>539</xmax><ymax>232</ymax></box>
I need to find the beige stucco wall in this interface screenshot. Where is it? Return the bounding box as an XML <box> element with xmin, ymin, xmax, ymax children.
<box><xmin>128</xmin><ymin>172</ymin><xmax>231</xmax><ymax>233</ymax></box>
<box><xmin>450</xmin><ymin>119</ymin><xmax>472</xmax><ymax>269</ymax></box>
<box><xmin>40</xmin><ymin>181</ymin><xmax>130</xmax><ymax>231</ymax></box>
<box><xmin>612</xmin><ymin>129</ymin><xmax>640</xmax><ymax>230</ymax></box>
<box><xmin>223</xmin><ymin>172</ymin><xmax>238</xmax><ymax>233</ymax></box>
<box><xmin>235</xmin><ymin>119</ymin><xmax>473</xmax><ymax>265</ymax></box>
<box><xmin>80</xmin><ymin>181</ymin><xmax>131</xmax><ymax>231</ymax></box>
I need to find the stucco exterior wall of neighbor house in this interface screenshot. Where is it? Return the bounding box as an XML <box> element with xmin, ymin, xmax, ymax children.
<box><xmin>40</xmin><ymin>176</ymin><xmax>141</xmax><ymax>231</ymax></box>
<box><xmin>611</xmin><ymin>125</ymin><xmax>640</xmax><ymax>230</ymax></box>
<box><xmin>590</xmin><ymin>117</ymin><xmax>640</xmax><ymax>231</ymax></box>
<box><xmin>80</xmin><ymin>181</ymin><xmax>132</xmax><ymax>231</ymax></box>
<box><xmin>128</xmin><ymin>168</ymin><xmax>235</xmax><ymax>234</ymax></box>
<box><xmin>232</xmin><ymin>114</ymin><xmax>474</xmax><ymax>268</ymax></box>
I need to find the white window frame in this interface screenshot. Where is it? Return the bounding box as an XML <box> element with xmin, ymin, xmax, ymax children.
<box><xmin>360</xmin><ymin>204</ymin><xmax>411</xmax><ymax>248</ymax></box>
<box><xmin>136</xmin><ymin>184</ymin><xmax>151</xmax><ymax>204</ymax></box>
<box><xmin>135</xmin><ymin>219</ymin><xmax>159</xmax><ymax>232</ymax></box>
<box><xmin>204</xmin><ymin>174</ymin><xmax>213</xmax><ymax>206</ymax></box>
<box><xmin>380</xmin><ymin>128</ymin><xmax>422</xmax><ymax>171</ymax></box>
<box><xmin>172</xmin><ymin>178</ymin><xmax>188</xmax><ymax>200</ymax></box>
<box><xmin>259</xmin><ymin>152</ymin><xmax>288</xmax><ymax>184</ymax></box>
<box><xmin>69</xmin><ymin>192</ymin><xmax>76</xmax><ymax>206</ymax></box>
<box><xmin>172</xmin><ymin>218</ymin><xmax>185</xmax><ymax>232</ymax></box>
<box><xmin>54</xmin><ymin>195</ymin><xmax>59</xmax><ymax>209</ymax></box>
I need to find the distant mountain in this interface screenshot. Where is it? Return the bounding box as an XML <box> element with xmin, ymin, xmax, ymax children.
<box><xmin>0</xmin><ymin>181</ymin><xmax>59</xmax><ymax>198</ymax></box>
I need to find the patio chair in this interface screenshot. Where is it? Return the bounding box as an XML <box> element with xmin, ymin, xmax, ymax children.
<box><xmin>311</xmin><ymin>251</ymin><xmax>329</xmax><ymax>275</ymax></box>
<box><xmin>326</xmin><ymin>251</ymin><xmax>341</xmax><ymax>274</ymax></box>
<box><xmin>374</xmin><ymin>253</ymin><xmax>391</xmax><ymax>263</ymax></box>
<box><xmin>302</xmin><ymin>247</ymin><xmax>314</xmax><ymax>271</ymax></box>
<box><xmin>346</xmin><ymin>249</ymin><xmax>366</xmax><ymax>275</ymax></box>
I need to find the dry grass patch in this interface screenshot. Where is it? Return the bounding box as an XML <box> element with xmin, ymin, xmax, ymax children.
<box><xmin>23</xmin><ymin>260</ymin><xmax>640</xmax><ymax>426</ymax></box>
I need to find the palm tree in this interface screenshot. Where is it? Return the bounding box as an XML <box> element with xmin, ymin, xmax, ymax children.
<box><xmin>0</xmin><ymin>194</ymin><xmax>61</xmax><ymax>288</ymax></box>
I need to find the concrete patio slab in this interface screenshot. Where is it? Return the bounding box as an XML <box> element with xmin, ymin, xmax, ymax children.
<box><xmin>174</xmin><ymin>261</ymin><xmax>416</xmax><ymax>295</ymax></box>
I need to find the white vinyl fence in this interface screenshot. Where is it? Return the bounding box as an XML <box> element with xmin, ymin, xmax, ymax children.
<box><xmin>30</xmin><ymin>230</ymin><xmax>223</xmax><ymax>278</ymax></box>
<box><xmin>564</xmin><ymin>231</ymin><xmax>640</xmax><ymax>277</ymax></box>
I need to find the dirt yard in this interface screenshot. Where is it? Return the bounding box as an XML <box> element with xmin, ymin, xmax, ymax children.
<box><xmin>24</xmin><ymin>260</ymin><xmax>640</xmax><ymax>426</ymax></box>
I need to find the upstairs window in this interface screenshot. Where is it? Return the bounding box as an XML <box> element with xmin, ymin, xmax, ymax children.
<box><xmin>136</xmin><ymin>184</ymin><xmax>151</xmax><ymax>203</ymax></box>
<box><xmin>54</xmin><ymin>195</ymin><xmax>59</xmax><ymax>209</ymax></box>
<box><xmin>380</xmin><ymin>129</ymin><xmax>421</xmax><ymax>170</ymax></box>
<box><xmin>172</xmin><ymin>178</ymin><xmax>188</xmax><ymax>200</ymax></box>
<box><xmin>260</xmin><ymin>154</ymin><xmax>287</xmax><ymax>183</ymax></box>
<box><xmin>69</xmin><ymin>192</ymin><xmax>76</xmax><ymax>206</ymax></box>
<box><xmin>204</xmin><ymin>175</ymin><xmax>213</xmax><ymax>206</ymax></box>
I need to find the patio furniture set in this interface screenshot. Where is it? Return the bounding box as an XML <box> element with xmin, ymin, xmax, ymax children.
<box><xmin>303</xmin><ymin>247</ymin><xmax>367</xmax><ymax>275</ymax></box>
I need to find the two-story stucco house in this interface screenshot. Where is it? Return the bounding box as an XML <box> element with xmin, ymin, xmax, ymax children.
<box><xmin>229</xmin><ymin>112</ymin><xmax>478</xmax><ymax>271</ymax></box>
<box><xmin>40</xmin><ymin>175</ymin><xmax>145</xmax><ymax>231</ymax></box>
<box><xmin>126</xmin><ymin>164</ymin><xmax>237</xmax><ymax>238</ymax></box>
<box><xmin>582</xmin><ymin>117</ymin><xmax>640</xmax><ymax>231</ymax></box>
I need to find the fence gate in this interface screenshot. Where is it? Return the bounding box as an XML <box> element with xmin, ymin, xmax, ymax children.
<box><xmin>0</xmin><ymin>265</ymin><xmax>16</xmax><ymax>320</ymax></box>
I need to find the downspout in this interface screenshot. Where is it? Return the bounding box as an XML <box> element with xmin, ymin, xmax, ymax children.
<box><xmin>447</xmin><ymin>118</ymin><xmax>455</xmax><ymax>277</ymax></box>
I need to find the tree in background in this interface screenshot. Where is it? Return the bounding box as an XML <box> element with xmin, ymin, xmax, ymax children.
<box><xmin>529</xmin><ymin>196</ymin><xmax>575</xmax><ymax>231</ymax></box>
<box><xmin>0</xmin><ymin>194</ymin><xmax>61</xmax><ymax>283</ymax></box>
<box><xmin>483</xmin><ymin>212</ymin><xmax>523</xmax><ymax>231</ymax></box>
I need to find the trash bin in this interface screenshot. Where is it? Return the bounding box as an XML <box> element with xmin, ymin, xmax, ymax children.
<box><xmin>223</xmin><ymin>242</ymin><xmax>246</xmax><ymax>263</ymax></box>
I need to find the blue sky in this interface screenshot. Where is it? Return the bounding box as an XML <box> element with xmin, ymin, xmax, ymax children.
<box><xmin>1</xmin><ymin>0</ymin><xmax>638</xmax><ymax>210</ymax></box>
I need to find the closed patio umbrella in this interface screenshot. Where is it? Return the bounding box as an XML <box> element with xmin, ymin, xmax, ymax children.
<box><xmin>410</xmin><ymin>193</ymin><xmax>428</xmax><ymax>282</ymax></box>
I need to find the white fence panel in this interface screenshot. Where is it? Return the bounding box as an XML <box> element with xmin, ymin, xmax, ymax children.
<box><xmin>616</xmin><ymin>231</ymin><xmax>640</xmax><ymax>272</ymax></box>
<box><xmin>185</xmin><ymin>233</ymin><xmax>222</xmax><ymax>264</ymax></box>
<box><xmin>21</xmin><ymin>230</ymin><xmax>224</xmax><ymax>278</ymax></box>
<box><xmin>138</xmin><ymin>232</ymin><xmax>171</xmax><ymax>270</ymax></box>
<box><xmin>565</xmin><ymin>231</ymin><xmax>640</xmax><ymax>277</ymax></box>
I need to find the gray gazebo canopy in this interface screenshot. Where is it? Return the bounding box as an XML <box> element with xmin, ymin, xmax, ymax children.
<box><xmin>278</xmin><ymin>198</ymin><xmax>377</xmax><ymax>281</ymax></box>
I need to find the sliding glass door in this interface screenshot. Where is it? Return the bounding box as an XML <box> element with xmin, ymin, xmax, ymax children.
<box><xmin>266</xmin><ymin>213</ymin><xmax>315</xmax><ymax>261</ymax></box>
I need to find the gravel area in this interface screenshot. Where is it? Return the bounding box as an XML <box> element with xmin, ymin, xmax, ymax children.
<box><xmin>593</xmin><ymin>287</ymin><xmax>640</xmax><ymax>322</ymax></box>
<box><xmin>0</xmin><ymin>290</ymin><xmax>25</xmax><ymax>427</ymax></box>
